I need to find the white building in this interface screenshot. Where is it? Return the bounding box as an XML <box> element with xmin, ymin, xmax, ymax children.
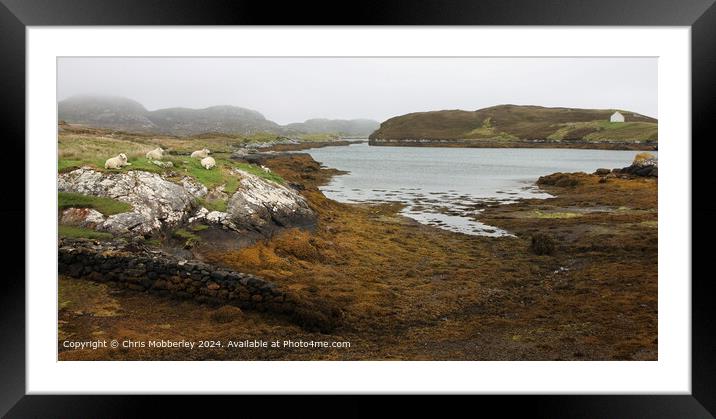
<box><xmin>610</xmin><ymin>111</ymin><xmax>625</xmax><ymax>123</ymax></box>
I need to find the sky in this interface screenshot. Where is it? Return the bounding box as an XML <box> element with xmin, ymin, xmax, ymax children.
<box><xmin>57</xmin><ymin>57</ymin><xmax>657</xmax><ymax>124</ymax></box>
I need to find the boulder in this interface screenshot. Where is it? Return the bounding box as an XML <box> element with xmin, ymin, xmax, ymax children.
<box><xmin>151</xmin><ymin>160</ymin><xmax>174</xmax><ymax>168</ymax></box>
<box><xmin>60</xmin><ymin>207</ymin><xmax>105</xmax><ymax>228</ymax></box>
<box><xmin>225</xmin><ymin>169</ymin><xmax>316</xmax><ymax>232</ymax></box>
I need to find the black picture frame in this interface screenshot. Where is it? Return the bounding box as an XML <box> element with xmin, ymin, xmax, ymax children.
<box><xmin>1</xmin><ymin>0</ymin><xmax>713</xmax><ymax>417</ymax></box>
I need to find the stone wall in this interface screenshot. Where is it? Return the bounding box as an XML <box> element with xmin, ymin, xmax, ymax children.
<box><xmin>57</xmin><ymin>238</ymin><xmax>342</xmax><ymax>330</ymax></box>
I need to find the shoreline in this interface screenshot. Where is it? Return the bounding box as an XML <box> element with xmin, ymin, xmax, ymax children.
<box><xmin>368</xmin><ymin>139</ymin><xmax>657</xmax><ymax>151</ymax></box>
<box><xmin>257</xmin><ymin>139</ymin><xmax>365</xmax><ymax>152</ymax></box>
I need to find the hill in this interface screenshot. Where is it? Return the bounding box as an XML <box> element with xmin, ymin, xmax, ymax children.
<box><xmin>58</xmin><ymin>95</ymin><xmax>379</xmax><ymax>137</ymax></box>
<box><xmin>285</xmin><ymin>118</ymin><xmax>380</xmax><ymax>137</ymax></box>
<box><xmin>148</xmin><ymin>105</ymin><xmax>282</xmax><ymax>136</ymax></box>
<box><xmin>369</xmin><ymin>105</ymin><xmax>657</xmax><ymax>148</ymax></box>
<box><xmin>58</xmin><ymin>95</ymin><xmax>158</xmax><ymax>132</ymax></box>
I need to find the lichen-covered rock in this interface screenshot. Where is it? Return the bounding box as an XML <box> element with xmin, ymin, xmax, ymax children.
<box><xmin>60</xmin><ymin>207</ymin><xmax>105</xmax><ymax>228</ymax></box>
<box><xmin>180</xmin><ymin>177</ymin><xmax>208</xmax><ymax>198</ymax></box>
<box><xmin>226</xmin><ymin>169</ymin><xmax>316</xmax><ymax>232</ymax></box>
<box><xmin>58</xmin><ymin>168</ymin><xmax>204</xmax><ymax>235</ymax></box>
<box><xmin>151</xmin><ymin>160</ymin><xmax>173</xmax><ymax>168</ymax></box>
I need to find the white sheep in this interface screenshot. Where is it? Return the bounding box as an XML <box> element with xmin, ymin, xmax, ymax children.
<box><xmin>191</xmin><ymin>148</ymin><xmax>210</xmax><ymax>159</ymax></box>
<box><xmin>104</xmin><ymin>153</ymin><xmax>131</xmax><ymax>169</ymax></box>
<box><xmin>145</xmin><ymin>147</ymin><xmax>164</xmax><ymax>160</ymax></box>
<box><xmin>200</xmin><ymin>156</ymin><xmax>216</xmax><ymax>170</ymax></box>
<box><xmin>260</xmin><ymin>165</ymin><xmax>271</xmax><ymax>173</ymax></box>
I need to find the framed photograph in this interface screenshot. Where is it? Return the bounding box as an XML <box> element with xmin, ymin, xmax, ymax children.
<box><xmin>2</xmin><ymin>0</ymin><xmax>714</xmax><ymax>416</ymax></box>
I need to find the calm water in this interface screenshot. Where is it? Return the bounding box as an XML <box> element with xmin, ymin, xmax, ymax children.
<box><xmin>305</xmin><ymin>142</ymin><xmax>651</xmax><ymax>236</ymax></box>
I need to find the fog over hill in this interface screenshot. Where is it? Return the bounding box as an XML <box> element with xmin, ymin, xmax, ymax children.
<box><xmin>58</xmin><ymin>95</ymin><xmax>379</xmax><ymax>137</ymax></box>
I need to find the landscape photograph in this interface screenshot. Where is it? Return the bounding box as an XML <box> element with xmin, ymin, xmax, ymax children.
<box><xmin>56</xmin><ymin>57</ymin><xmax>657</xmax><ymax>361</ymax></box>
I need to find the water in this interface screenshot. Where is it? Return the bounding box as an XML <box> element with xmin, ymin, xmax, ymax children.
<box><xmin>304</xmin><ymin>142</ymin><xmax>650</xmax><ymax>236</ymax></box>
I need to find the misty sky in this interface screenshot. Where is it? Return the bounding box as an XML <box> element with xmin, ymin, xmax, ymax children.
<box><xmin>58</xmin><ymin>57</ymin><xmax>657</xmax><ymax>124</ymax></box>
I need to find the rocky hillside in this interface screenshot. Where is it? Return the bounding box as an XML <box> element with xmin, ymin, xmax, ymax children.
<box><xmin>147</xmin><ymin>106</ymin><xmax>283</xmax><ymax>136</ymax></box>
<box><xmin>285</xmin><ymin>118</ymin><xmax>379</xmax><ymax>137</ymax></box>
<box><xmin>369</xmin><ymin>105</ymin><xmax>658</xmax><ymax>146</ymax></box>
<box><xmin>58</xmin><ymin>95</ymin><xmax>379</xmax><ymax>137</ymax></box>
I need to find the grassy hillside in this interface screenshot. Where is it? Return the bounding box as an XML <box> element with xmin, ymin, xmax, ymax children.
<box><xmin>369</xmin><ymin>105</ymin><xmax>657</xmax><ymax>143</ymax></box>
<box><xmin>57</xmin><ymin>126</ymin><xmax>285</xmax><ymax>188</ymax></box>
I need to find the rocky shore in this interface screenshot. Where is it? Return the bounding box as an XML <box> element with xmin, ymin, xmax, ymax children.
<box><xmin>59</xmin><ymin>152</ymin><xmax>657</xmax><ymax>361</ymax></box>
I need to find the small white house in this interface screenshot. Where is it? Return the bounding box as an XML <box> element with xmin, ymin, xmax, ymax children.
<box><xmin>610</xmin><ymin>111</ymin><xmax>625</xmax><ymax>123</ymax></box>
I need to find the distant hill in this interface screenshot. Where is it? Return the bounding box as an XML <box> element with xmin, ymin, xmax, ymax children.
<box><xmin>58</xmin><ymin>95</ymin><xmax>158</xmax><ymax>132</ymax></box>
<box><xmin>148</xmin><ymin>105</ymin><xmax>282</xmax><ymax>136</ymax></box>
<box><xmin>369</xmin><ymin>105</ymin><xmax>658</xmax><ymax>146</ymax></box>
<box><xmin>58</xmin><ymin>95</ymin><xmax>379</xmax><ymax>137</ymax></box>
<box><xmin>285</xmin><ymin>118</ymin><xmax>380</xmax><ymax>137</ymax></box>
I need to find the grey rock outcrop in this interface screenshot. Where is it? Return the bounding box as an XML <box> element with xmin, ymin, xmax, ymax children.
<box><xmin>58</xmin><ymin>167</ymin><xmax>316</xmax><ymax>237</ymax></box>
<box><xmin>58</xmin><ymin>168</ymin><xmax>207</xmax><ymax>235</ymax></box>
<box><xmin>226</xmin><ymin>169</ymin><xmax>315</xmax><ymax>231</ymax></box>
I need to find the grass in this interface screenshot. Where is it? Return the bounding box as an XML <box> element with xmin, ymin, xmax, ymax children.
<box><xmin>58</xmin><ymin>192</ymin><xmax>133</xmax><ymax>216</ymax></box>
<box><xmin>143</xmin><ymin>238</ymin><xmax>163</xmax><ymax>247</ymax></box>
<box><xmin>173</xmin><ymin>228</ymin><xmax>201</xmax><ymax>247</ymax></box>
<box><xmin>234</xmin><ymin>163</ymin><xmax>285</xmax><ymax>184</ymax></box>
<box><xmin>584</xmin><ymin>122</ymin><xmax>658</xmax><ymax>142</ymax></box>
<box><xmin>58</xmin><ymin>132</ymin><xmax>286</xmax><ymax>188</ymax></box>
<box><xmin>190</xmin><ymin>224</ymin><xmax>210</xmax><ymax>232</ymax></box>
<box><xmin>59</xmin><ymin>225</ymin><xmax>113</xmax><ymax>240</ymax></box>
<box><xmin>464</xmin><ymin>117</ymin><xmax>519</xmax><ymax>141</ymax></box>
<box><xmin>197</xmin><ymin>197</ymin><xmax>228</xmax><ymax>212</ymax></box>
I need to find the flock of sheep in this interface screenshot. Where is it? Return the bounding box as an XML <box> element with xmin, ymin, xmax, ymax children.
<box><xmin>103</xmin><ymin>147</ymin><xmax>216</xmax><ymax>170</ymax></box>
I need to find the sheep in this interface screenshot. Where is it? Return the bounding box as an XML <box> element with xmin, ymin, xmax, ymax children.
<box><xmin>145</xmin><ymin>147</ymin><xmax>164</xmax><ymax>160</ymax></box>
<box><xmin>191</xmin><ymin>148</ymin><xmax>210</xmax><ymax>159</ymax></box>
<box><xmin>104</xmin><ymin>153</ymin><xmax>131</xmax><ymax>169</ymax></box>
<box><xmin>200</xmin><ymin>156</ymin><xmax>216</xmax><ymax>170</ymax></box>
<box><xmin>260</xmin><ymin>165</ymin><xmax>271</xmax><ymax>173</ymax></box>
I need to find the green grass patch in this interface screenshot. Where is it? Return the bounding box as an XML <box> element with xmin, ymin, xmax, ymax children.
<box><xmin>584</xmin><ymin>121</ymin><xmax>658</xmax><ymax>141</ymax></box>
<box><xmin>190</xmin><ymin>223</ymin><xmax>210</xmax><ymax>232</ymax></box>
<box><xmin>58</xmin><ymin>159</ymin><xmax>89</xmax><ymax>172</ymax></box>
<box><xmin>173</xmin><ymin>228</ymin><xmax>201</xmax><ymax>247</ymax></box>
<box><xmin>59</xmin><ymin>225</ymin><xmax>113</xmax><ymax>240</ymax></box>
<box><xmin>548</xmin><ymin>121</ymin><xmax>658</xmax><ymax>142</ymax></box>
<box><xmin>464</xmin><ymin>124</ymin><xmax>519</xmax><ymax>141</ymax></box>
<box><xmin>234</xmin><ymin>163</ymin><xmax>285</xmax><ymax>184</ymax></box>
<box><xmin>58</xmin><ymin>192</ymin><xmax>133</xmax><ymax>216</ymax></box>
<box><xmin>58</xmin><ymin>133</ymin><xmax>285</xmax><ymax>193</ymax></box>
<box><xmin>143</xmin><ymin>238</ymin><xmax>163</xmax><ymax>247</ymax></box>
<box><xmin>197</xmin><ymin>197</ymin><xmax>228</xmax><ymax>212</ymax></box>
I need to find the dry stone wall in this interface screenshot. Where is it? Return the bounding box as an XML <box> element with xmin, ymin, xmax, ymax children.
<box><xmin>58</xmin><ymin>238</ymin><xmax>291</xmax><ymax>312</ymax></box>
